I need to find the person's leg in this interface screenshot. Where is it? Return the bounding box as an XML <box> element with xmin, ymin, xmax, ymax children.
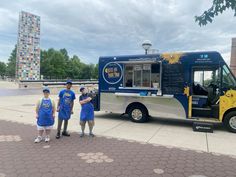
<box><xmin>88</xmin><ymin>120</ymin><xmax>95</xmax><ymax>137</ymax></box>
<box><xmin>56</xmin><ymin>118</ymin><xmax>63</xmax><ymax>139</ymax></box>
<box><xmin>38</xmin><ymin>130</ymin><xmax>44</xmax><ymax>137</ymax></box>
<box><xmin>63</xmin><ymin>120</ymin><xmax>68</xmax><ymax>132</ymax></box>
<box><xmin>34</xmin><ymin>128</ymin><xmax>44</xmax><ymax>143</ymax></box>
<box><xmin>62</xmin><ymin>120</ymin><xmax>70</xmax><ymax>136</ymax></box>
<box><xmin>45</xmin><ymin>129</ymin><xmax>51</xmax><ymax>136</ymax></box>
<box><xmin>80</xmin><ymin>121</ymin><xmax>86</xmax><ymax>137</ymax></box>
<box><xmin>45</xmin><ymin>128</ymin><xmax>51</xmax><ymax>142</ymax></box>
<box><xmin>57</xmin><ymin>118</ymin><xmax>63</xmax><ymax>132</ymax></box>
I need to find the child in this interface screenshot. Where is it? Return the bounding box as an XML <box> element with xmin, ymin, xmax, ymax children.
<box><xmin>35</xmin><ymin>87</ymin><xmax>55</xmax><ymax>143</ymax></box>
<box><xmin>79</xmin><ymin>87</ymin><xmax>95</xmax><ymax>137</ymax></box>
<box><xmin>56</xmin><ymin>80</ymin><xmax>76</xmax><ymax>139</ymax></box>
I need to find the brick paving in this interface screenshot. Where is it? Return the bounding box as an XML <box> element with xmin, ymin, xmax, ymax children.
<box><xmin>0</xmin><ymin>120</ymin><xmax>236</xmax><ymax>177</ymax></box>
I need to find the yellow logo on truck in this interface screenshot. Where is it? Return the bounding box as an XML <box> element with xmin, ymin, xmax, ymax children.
<box><xmin>220</xmin><ymin>90</ymin><xmax>236</xmax><ymax>121</ymax></box>
<box><xmin>161</xmin><ymin>52</ymin><xmax>184</xmax><ymax>64</ymax></box>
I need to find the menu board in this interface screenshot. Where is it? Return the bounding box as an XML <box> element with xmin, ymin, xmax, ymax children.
<box><xmin>162</xmin><ymin>64</ymin><xmax>184</xmax><ymax>94</ymax></box>
<box><xmin>143</xmin><ymin>64</ymin><xmax>151</xmax><ymax>70</ymax></box>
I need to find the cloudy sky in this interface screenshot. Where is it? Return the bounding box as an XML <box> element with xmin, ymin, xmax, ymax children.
<box><xmin>0</xmin><ymin>0</ymin><xmax>235</xmax><ymax>64</ymax></box>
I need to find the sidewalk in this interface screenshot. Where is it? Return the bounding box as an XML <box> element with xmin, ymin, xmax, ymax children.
<box><xmin>0</xmin><ymin>94</ymin><xmax>236</xmax><ymax>156</ymax></box>
<box><xmin>1</xmin><ymin>119</ymin><xmax>236</xmax><ymax>177</ymax></box>
<box><xmin>0</xmin><ymin>80</ymin><xmax>18</xmax><ymax>89</ymax></box>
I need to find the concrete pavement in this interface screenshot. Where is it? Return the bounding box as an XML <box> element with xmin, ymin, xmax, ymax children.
<box><xmin>1</xmin><ymin>81</ymin><xmax>236</xmax><ymax>177</ymax></box>
<box><xmin>0</xmin><ymin>92</ymin><xmax>236</xmax><ymax>156</ymax></box>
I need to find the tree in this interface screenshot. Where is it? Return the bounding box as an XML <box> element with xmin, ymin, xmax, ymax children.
<box><xmin>66</xmin><ymin>55</ymin><xmax>83</xmax><ymax>79</ymax></box>
<box><xmin>92</xmin><ymin>64</ymin><xmax>99</xmax><ymax>79</ymax></box>
<box><xmin>40</xmin><ymin>49</ymin><xmax>53</xmax><ymax>79</ymax></box>
<box><xmin>40</xmin><ymin>49</ymin><xmax>67</xmax><ymax>79</ymax></box>
<box><xmin>0</xmin><ymin>61</ymin><xmax>6</xmax><ymax>78</ymax></box>
<box><xmin>5</xmin><ymin>45</ymin><xmax>98</xmax><ymax>80</ymax></box>
<box><xmin>195</xmin><ymin>0</ymin><xmax>236</xmax><ymax>26</ymax></box>
<box><xmin>6</xmin><ymin>45</ymin><xmax>17</xmax><ymax>77</ymax></box>
<box><xmin>60</xmin><ymin>48</ymin><xmax>69</xmax><ymax>61</ymax></box>
<box><xmin>77</xmin><ymin>63</ymin><xmax>99</xmax><ymax>79</ymax></box>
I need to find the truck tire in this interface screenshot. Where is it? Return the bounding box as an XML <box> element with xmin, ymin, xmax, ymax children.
<box><xmin>128</xmin><ymin>105</ymin><xmax>148</xmax><ymax>123</ymax></box>
<box><xmin>223</xmin><ymin>111</ymin><xmax>236</xmax><ymax>133</ymax></box>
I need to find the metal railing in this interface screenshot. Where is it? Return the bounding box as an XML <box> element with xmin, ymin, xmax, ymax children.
<box><xmin>18</xmin><ymin>79</ymin><xmax>98</xmax><ymax>86</ymax></box>
<box><xmin>43</xmin><ymin>81</ymin><xmax>98</xmax><ymax>86</ymax></box>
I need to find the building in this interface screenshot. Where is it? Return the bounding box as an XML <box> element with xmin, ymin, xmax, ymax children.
<box><xmin>230</xmin><ymin>38</ymin><xmax>236</xmax><ymax>76</ymax></box>
<box><xmin>16</xmin><ymin>11</ymin><xmax>40</xmax><ymax>80</ymax></box>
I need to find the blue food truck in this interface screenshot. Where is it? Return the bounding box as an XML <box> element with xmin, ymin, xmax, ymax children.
<box><xmin>93</xmin><ymin>51</ymin><xmax>236</xmax><ymax>132</ymax></box>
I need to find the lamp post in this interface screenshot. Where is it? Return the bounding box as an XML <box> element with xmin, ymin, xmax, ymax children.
<box><xmin>142</xmin><ymin>40</ymin><xmax>152</xmax><ymax>55</ymax></box>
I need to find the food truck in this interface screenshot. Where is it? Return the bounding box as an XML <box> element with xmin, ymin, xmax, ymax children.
<box><xmin>93</xmin><ymin>51</ymin><xmax>236</xmax><ymax>133</ymax></box>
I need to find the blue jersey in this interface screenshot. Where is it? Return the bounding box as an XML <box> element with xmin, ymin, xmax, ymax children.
<box><xmin>58</xmin><ymin>89</ymin><xmax>76</xmax><ymax>120</ymax></box>
<box><xmin>80</xmin><ymin>93</ymin><xmax>94</xmax><ymax>121</ymax></box>
<box><xmin>37</xmin><ymin>98</ymin><xmax>54</xmax><ymax>126</ymax></box>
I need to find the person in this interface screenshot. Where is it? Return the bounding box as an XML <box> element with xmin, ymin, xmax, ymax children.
<box><xmin>35</xmin><ymin>87</ymin><xmax>55</xmax><ymax>143</ymax></box>
<box><xmin>56</xmin><ymin>80</ymin><xmax>76</xmax><ymax>139</ymax></box>
<box><xmin>79</xmin><ymin>87</ymin><xmax>95</xmax><ymax>137</ymax></box>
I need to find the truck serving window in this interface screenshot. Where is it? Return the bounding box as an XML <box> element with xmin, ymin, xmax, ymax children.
<box><xmin>124</xmin><ymin>66</ymin><xmax>133</xmax><ymax>87</ymax></box>
<box><xmin>124</xmin><ymin>63</ymin><xmax>160</xmax><ymax>88</ymax></box>
<box><xmin>142</xmin><ymin>64</ymin><xmax>151</xmax><ymax>87</ymax></box>
<box><xmin>134</xmin><ymin>65</ymin><xmax>142</xmax><ymax>87</ymax></box>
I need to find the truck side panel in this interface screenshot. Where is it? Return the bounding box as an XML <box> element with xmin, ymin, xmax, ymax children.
<box><xmin>100</xmin><ymin>92</ymin><xmax>186</xmax><ymax>119</ymax></box>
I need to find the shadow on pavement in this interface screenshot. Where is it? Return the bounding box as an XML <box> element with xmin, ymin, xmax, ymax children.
<box><xmin>95</xmin><ymin>112</ymin><xmax>226</xmax><ymax>132</ymax></box>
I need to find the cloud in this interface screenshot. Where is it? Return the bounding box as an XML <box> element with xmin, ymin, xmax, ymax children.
<box><xmin>0</xmin><ymin>0</ymin><xmax>235</xmax><ymax>64</ymax></box>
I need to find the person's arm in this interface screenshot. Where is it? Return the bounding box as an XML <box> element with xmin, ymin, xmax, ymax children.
<box><xmin>70</xmin><ymin>100</ymin><xmax>74</xmax><ymax>114</ymax></box>
<box><xmin>79</xmin><ymin>97</ymin><xmax>92</xmax><ymax>105</ymax></box>
<box><xmin>57</xmin><ymin>91</ymin><xmax>63</xmax><ymax>112</ymax></box>
<box><xmin>36</xmin><ymin>100</ymin><xmax>40</xmax><ymax>119</ymax></box>
<box><xmin>70</xmin><ymin>92</ymin><xmax>76</xmax><ymax>114</ymax></box>
<box><xmin>52</xmin><ymin>100</ymin><xmax>56</xmax><ymax>118</ymax></box>
<box><xmin>57</xmin><ymin>98</ymin><xmax>61</xmax><ymax>112</ymax></box>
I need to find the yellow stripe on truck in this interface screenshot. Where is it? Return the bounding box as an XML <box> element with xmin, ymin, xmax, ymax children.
<box><xmin>188</xmin><ymin>96</ymin><xmax>192</xmax><ymax>118</ymax></box>
<box><xmin>219</xmin><ymin>89</ymin><xmax>236</xmax><ymax>121</ymax></box>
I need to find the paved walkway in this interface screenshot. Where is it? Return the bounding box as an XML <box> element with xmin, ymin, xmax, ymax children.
<box><xmin>0</xmin><ymin>93</ymin><xmax>236</xmax><ymax>156</ymax></box>
<box><xmin>1</xmin><ymin>81</ymin><xmax>236</xmax><ymax>176</ymax></box>
<box><xmin>1</xmin><ymin>119</ymin><xmax>236</xmax><ymax>177</ymax></box>
<box><xmin>0</xmin><ymin>81</ymin><xmax>18</xmax><ymax>89</ymax></box>
<box><xmin>0</xmin><ymin>88</ymin><xmax>41</xmax><ymax>96</ymax></box>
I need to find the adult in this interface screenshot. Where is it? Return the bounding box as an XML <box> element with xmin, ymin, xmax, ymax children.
<box><xmin>79</xmin><ymin>87</ymin><xmax>95</xmax><ymax>137</ymax></box>
<box><xmin>56</xmin><ymin>80</ymin><xmax>76</xmax><ymax>139</ymax></box>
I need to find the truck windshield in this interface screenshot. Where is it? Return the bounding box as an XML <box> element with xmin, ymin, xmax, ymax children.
<box><xmin>222</xmin><ymin>64</ymin><xmax>236</xmax><ymax>89</ymax></box>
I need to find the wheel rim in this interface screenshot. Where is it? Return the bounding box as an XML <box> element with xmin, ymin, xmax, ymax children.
<box><xmin>131</xmin><ymin>109</ymin><xmax>143</xmax><ymax>120</ymax></box>
<box><xmin>229</xmin><ymin>116</ymin><xmax>236</xmax><ymax>130</ymax></box>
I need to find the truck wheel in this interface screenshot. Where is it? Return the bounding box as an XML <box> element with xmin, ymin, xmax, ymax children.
<box><xmin>223</xmin><ymin>111</ymin><xmax>236</xmax><ymax>133</ymax></box>
<box><xmin>128</xmin><ymin>105</ymin><xmax>148</xmax><ymax>123</ymax></box>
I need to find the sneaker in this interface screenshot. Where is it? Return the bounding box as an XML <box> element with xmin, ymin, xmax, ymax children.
<box><xmin>56</xmin><ymin>132</ymin><xmax>61</xmax><ymax>139</ymax></box>
<box><xmin>89</xmin><ymin>133</ymin><xmax>95</xmax><ymax>137</ymax></box>
<box><xmin>45</xmin><ymin>136</ymin><xmax>50</xmax><ymax>143</ymax></box>
<box><xmin>80</xmin><ymin>133</ymin><xmax>84</xmax><ymax>138</ymax></box>
<box><xmin>34</xmin><ymin>136</ymin><xmax>43</xmax><ymax>143</ymax></box>
<box><xmin>62</xmin><ymin>131</ymin><xmax>70</xmax><ymax>137</ymax></box>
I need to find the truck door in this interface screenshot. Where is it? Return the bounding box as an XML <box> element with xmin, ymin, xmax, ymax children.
<box><xmin>191</xmin><ymin>66</ymin><xmax>220</xmax><ymax>118</ymax></box>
